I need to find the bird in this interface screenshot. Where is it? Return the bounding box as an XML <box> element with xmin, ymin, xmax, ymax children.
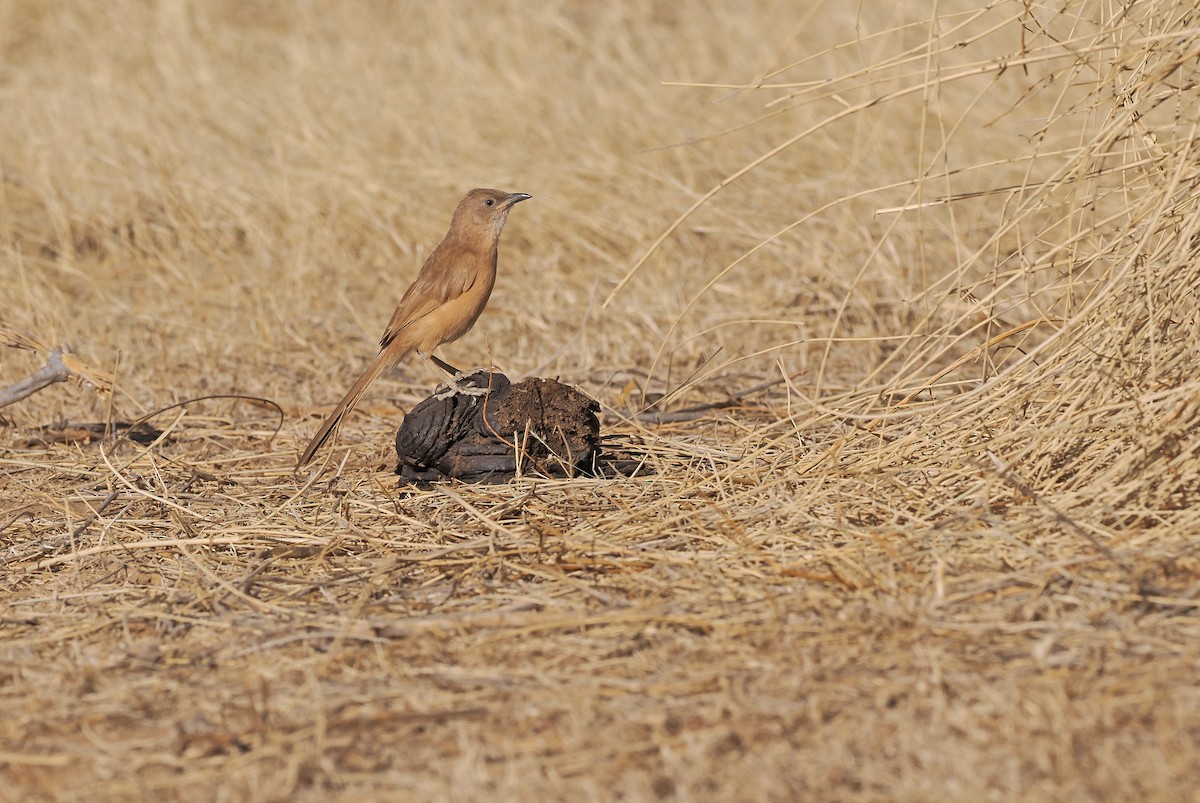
<box><xmin>297</xmin><ymin>187</ymin><xmax>531</xmax><ymax>467</ymax></box>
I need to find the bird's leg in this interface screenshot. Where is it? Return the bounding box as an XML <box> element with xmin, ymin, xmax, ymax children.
<box><xmin>427</xmin><ymin>353</ymin><xmax>461</xmax><ymax>376</ymax></box>
<box><xmin>425</xmin><ymin>353</ymin><xmax>492</xmax><ymax>400</ymax></box>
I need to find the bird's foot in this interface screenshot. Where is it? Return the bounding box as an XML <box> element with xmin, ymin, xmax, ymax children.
<box><xmin>433</xmin><ymin>369</ymin><xmax>495</xmax><ymax>400</ymax></box>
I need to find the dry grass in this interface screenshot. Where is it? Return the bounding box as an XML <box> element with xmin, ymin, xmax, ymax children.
<box><xmin>3</xmin><ymin>1</ymin><xmax>1200</xmax><ymax>800</ymax></box>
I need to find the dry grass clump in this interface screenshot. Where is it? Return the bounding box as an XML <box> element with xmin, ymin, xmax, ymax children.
<box><xmin>3</xmin><ymin>0</ymin><xmax>1200</xmax><ymax>799</ymax></box>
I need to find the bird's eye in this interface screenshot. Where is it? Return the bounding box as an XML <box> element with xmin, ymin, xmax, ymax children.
<box><xmin>485</xmin><ymin>198</ymin><xmax>495</xmax><ymax>206</ymax></box>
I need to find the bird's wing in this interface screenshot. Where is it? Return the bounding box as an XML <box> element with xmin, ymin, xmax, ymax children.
<box><xmin>379</xmin><ymin>247</ymin><xmax>481</xmax><ymax>348</ymax></box>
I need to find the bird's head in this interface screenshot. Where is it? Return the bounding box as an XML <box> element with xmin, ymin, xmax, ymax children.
<box><xmin>453</xmin><ymin>188</ymin><xmax>532</xmax><ymax>238</ymax></box>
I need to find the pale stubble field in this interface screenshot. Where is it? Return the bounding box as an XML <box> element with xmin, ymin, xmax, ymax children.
<box><xmin>3</xmin><ymin>1</ymin><xmax>1199</xmax><ymax>800</ymax></box>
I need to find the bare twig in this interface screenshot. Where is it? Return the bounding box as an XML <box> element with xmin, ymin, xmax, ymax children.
<box><xmin>0</xmin><ymin>348</ymin><xmax>71</xmax><ymax>409</ymax></box>
<box><xmin>0</xmin><ymin>321</ymin><xmax>114</xmax><ymax>408</ymax></box>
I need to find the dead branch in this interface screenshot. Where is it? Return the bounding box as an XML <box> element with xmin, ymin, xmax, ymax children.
<box><xmin>0</xmin><ymin>321</ymin><xmax>114</xmax><ymax>410</ymax></box>
<box><xmin>0</xmin><ymin>347</ymin><xmax>71</xmax><ymax>409</ymax></box>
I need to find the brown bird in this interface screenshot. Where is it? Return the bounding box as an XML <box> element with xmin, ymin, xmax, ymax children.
<box><xmin>298</xmin><ymin>188</ymin><xmax>531</xmax><ymax>467</ymax></box>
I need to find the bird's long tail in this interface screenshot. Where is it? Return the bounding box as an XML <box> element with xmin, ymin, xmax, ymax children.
<box><xmin>297</xmin><ymin>343</ymin><xmax>413</xmax><ymax>467</ymax></box>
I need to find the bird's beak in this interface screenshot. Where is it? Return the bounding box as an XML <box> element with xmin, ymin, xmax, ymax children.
<box><xmin>505</xmin><ymin>193</ymin><xmax>533</xmax><ymax>207</ymax></box>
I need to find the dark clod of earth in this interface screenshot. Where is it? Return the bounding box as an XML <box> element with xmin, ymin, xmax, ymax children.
<box><xmin>396</xmin><ymin>370</ymin><xmax>636</xmax><ymax>484</ymax></box>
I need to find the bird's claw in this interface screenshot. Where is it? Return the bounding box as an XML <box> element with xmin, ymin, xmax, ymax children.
<box><xmin>433</xmin><ymin>370</ymin><xmax>494</xmax><ymax>400</ymax></box>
